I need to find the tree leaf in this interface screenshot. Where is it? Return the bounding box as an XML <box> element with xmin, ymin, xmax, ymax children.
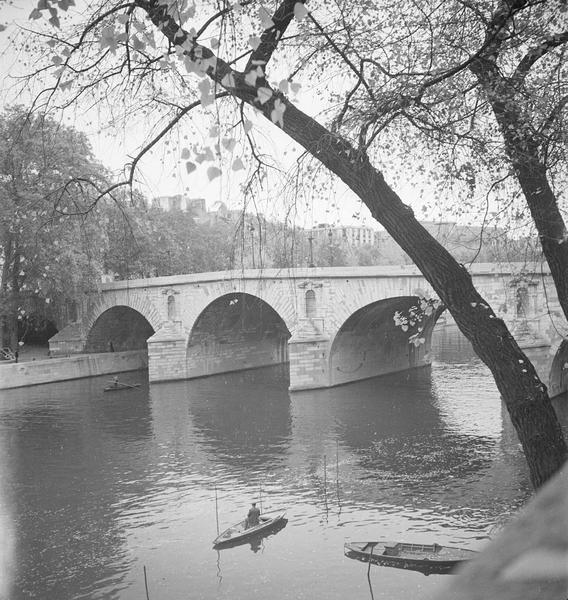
<box><xmin>294</xmin><ymin>3</ymin><xmax>308</xmax><ymax>21</ymax></box>
<box><xmin>198</xmin><ymin>78</ymin><xmax>214</xmax><ymax>106</ymax></box>
<box><xmin>222</xmin><ymin>137</ymin><xmax>237</xmax><ymax>151</ymax></box>
<box><xmin>258</xmin><ymin>6</ymin><xmax>274</xmax><ymax>30</ymax></box>
<box><xmin>207</xmin><ymin>166</ymin><xmax>222</xmax><ymax>180</ymax></box>
<box><xmin>248</xmin><ymin>35</ymin><xmax>261</xmax><ymax>50</ymax></box>
<box><xmin>257</xmin><ymin>87</ymin><xmax>272</xmax><ymax>104</ymax></box>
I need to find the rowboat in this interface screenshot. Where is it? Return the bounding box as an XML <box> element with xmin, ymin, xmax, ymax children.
<box><xmin>344</xmin><ymin>541</ymin><xmax>478</xmax><ymax>575</ymax></box>
<box><xmin>213</xmin><ymin>513</ymin><xmax>287</xmax><ymax>548</ymax></box>
<box><xmin>103</xmin><ymin>382</ymin><xmax>141</xmax><ymax>392</ymax></box>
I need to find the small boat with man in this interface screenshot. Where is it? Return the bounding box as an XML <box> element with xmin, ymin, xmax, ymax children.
<box><xmin>213</xmin><ymin>502</ymin><xmax>287</xmax><ymax>548</ymax></box>
<box><xmin>344</xmin><ymin>540</ymin><xmax>478</xmax><ymax>575</ymax></box>
<box><xmin>103</xmin><ymin>377</ymin><xmax>141</xmax><ymax>392</ymax></box>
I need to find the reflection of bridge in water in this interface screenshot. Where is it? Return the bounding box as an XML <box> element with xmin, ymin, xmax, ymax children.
<box><xmin>50</xmin><ymin>263</ymin><xmax>568</xmax><ymax>394</ymax></box>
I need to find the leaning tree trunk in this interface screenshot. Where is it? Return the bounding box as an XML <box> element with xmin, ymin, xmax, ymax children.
<box><xmin>470</xmin><ymin>57</ymin><xmax>568</xmax><ymax>326</ymax></box>
<box><xmin>141</xmin><ymin>0</ymin><xmax>567</xmax><ymax>488</ymax></box>
<box><xmin>515</xmin><ymin>163</ymin><xmax>568</xmax><ymax>319</ymax></box>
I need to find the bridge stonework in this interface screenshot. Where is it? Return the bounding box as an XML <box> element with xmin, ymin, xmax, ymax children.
<box><xmin>49</xmin><ymin>264</ymin><xmax>568</xmax><ymax>394</ymax></box>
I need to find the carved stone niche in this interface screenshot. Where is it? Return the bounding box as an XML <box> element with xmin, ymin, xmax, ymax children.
<box><xmin>508</xmin><ymin>275</ymin><xmax>539</xmax><ymax>319</ymax></box>
<box><xmin>162</xmin><ymin>288</ymin><xmax>180</xmax><ymax>321</ymax></box>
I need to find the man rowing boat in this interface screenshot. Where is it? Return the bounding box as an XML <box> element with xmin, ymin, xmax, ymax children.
<box><xmin>245</xmin><ymin>502</ymin><xmax>260</xmax><ymax>529</ymax></box>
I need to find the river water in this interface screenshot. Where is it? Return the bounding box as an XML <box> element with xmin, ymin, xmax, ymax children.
<box><xmin>1</xmin><ymin>327</ymin><xmax>566</xmax><ymax>600</ymax></box>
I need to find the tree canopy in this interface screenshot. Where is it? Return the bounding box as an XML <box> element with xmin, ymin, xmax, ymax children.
<box><xmin>0</xmin><ymin>106</ymin><xmax>108</xmax><ymax>350</ymax></box>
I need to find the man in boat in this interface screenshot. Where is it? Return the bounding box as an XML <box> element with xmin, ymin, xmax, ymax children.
<box><xmin>112</xmin><ymin>376</ymin><xmax>120</xmax><ymax>388</ymax></box>
<box><xmin>245</xmin><ymin>502</ymin><xmax>260</xmax><ymax>529</ymax></box>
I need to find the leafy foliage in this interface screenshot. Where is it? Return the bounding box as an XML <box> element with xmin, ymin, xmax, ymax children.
<box><xmin>0</xmin><ymin>106</ymin><xmax>108</xmax><ymax>348</ymax></box>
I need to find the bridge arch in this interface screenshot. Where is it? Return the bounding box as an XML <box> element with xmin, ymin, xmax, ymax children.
<box><xmin>185</xmin><ymin>292</ymin><xmax>291</xmax><ymax>378</ymax></box>
<box><xmin>84</xmin><ymin>292</ymin><xmax>161</xmax><ymax>353</ymax></box>
<box><xmin>85</xmin><ymin>306</ymin><xmax>155</xmax><ymax>353</ymax></box>
<box><xmin>86</xmin><ymin>291</ymin><xmax>162</xmax><ymax>331</ymax></box>
<box><xmin>329</xmin><ymin>296</ymin><xmax>439</xmax><ymax>387</ymax></box>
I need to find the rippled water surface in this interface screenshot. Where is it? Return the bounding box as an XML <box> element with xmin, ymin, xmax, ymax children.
<box><xmin>1</xmin><ymin>327</ymin><xmax>565</xmax><ymax>600</ymax></box>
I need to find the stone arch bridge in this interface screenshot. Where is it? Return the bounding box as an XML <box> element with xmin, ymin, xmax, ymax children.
<box><xmin>49</xmin><ymin>263</ymin><xmax>568</xmax><ymax>394</ymax></box>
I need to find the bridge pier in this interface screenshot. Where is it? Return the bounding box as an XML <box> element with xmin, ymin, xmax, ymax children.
<box><xmin>147</xmin><ymin>321</ymin><xmax>187</xmax><ymax>382</ymax></box>
<box><xmin>288</xmin><ymin>320</ymin><xmax>331</xmax><ymax>390</ymax></box>
<box><xmin>48</xmin><ymin>322</ymin><xmax>88</xmax><ymax>356</ymax></box>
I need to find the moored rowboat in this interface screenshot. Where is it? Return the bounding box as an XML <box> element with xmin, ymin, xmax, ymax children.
<box><xmin>213</xmin><ymin>513</ymin><xmax>286</xmax><ymax>547</ymax></box>
<box><xmin>344</xmin><ymin>540</ymin><xmax>478</xmax><ymax>575</ymax></box>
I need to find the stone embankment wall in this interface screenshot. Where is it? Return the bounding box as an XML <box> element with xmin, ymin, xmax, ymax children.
<box><xmin>0</xmin><ymin>350</ymin><xmax>147</xmax><ymax>390</ymax></box>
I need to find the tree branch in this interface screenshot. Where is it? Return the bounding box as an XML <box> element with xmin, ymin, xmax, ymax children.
<box><xmin>512</xmin><ymin>30</ymin><xmax>568</xmax><ymax>84</ymax></box>
<box><xmin>307</xmin><ymin>11</ymin><xmax>375</xmax><ymax>101</ymax></box>
<box><xmin>245</xmin><ymin>0</ymin><xmax>300</xmax><ymax>72</ymax></box>
<box><xmin>540</xmin><ymin>93</ymin><xmax>568</xmax><ymax>156</ymax></box>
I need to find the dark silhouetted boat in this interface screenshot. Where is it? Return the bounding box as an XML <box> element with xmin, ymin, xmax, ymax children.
<box><xmin>213</xmin><ymin>513</ymin><xmax>287</xmax><ymax>548</ymax></box>
<box><xmin>103</xmin><ymin>381</ymin><xmax>140</xmax><ymax>392</ymax></box>
<box><xmin>344</xmin><ymin>540</ymin><xmax>478</xmax><ymax>575</ymax></box>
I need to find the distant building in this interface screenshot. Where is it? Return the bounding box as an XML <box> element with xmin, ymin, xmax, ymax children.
<box><xmin>310</xmin><ymin>220</ymin><xmax>507</xmax><ymax>264</ymax></box>
<box><xmin>153</xmin><ymin>195</ymin><xmax>206</xmax><ymax>215</ymax></box>
<box><xmin>197</xmin><ymin>201</ymin><xmax>244</xmax><ymax>225</ymax></box>
<box><xmin>311</xmin><ymin>224</ymin><xmax>377</xmax><ymax>246</ymax></box>
<box><xmin>375</xmin><ymin>221</ymin><xmax>506</xmax><ymax>264</ymax></box>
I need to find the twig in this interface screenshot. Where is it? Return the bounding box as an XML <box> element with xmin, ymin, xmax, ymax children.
<box><xmin>143</xmin><ymin>565</ymin><xmax>150</xmax><ymax>600</ymax></box>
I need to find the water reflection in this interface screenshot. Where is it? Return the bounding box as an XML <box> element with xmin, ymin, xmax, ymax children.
<box><xmin>0</xmin><ymin>376</ymin><xmax>154</xmax><ymax>600</ymax></box>
<box><xmin>0</xmin><ymin>328</ymin><xmax>565</xmax><ymax>600</ymax></box>
<box><xmin>289</xmin><ymin>365</ymin><xmax>517</xmax><ymax>521</ymax></box>
<box><xmin>174</xmin><ymin>367</ymin><xmax>291</xmax><ymax>471</ymax></box>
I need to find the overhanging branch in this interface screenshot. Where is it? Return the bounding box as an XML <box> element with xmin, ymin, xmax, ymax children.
<box><xmin>245</xmin><ymin>0</ymin><xmax>302</xmax><ymax>72</ymax></box>
<box><xmin>512</xmin><ymin>30</ymin><xmax>568</xmax><ymax>84</ymax></box>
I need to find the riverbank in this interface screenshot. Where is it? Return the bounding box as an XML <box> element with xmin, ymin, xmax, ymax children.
<box><xmin>0</xmin><ymin>350</ymin><xmax>148</xmax><ymax>390</ymax></box>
